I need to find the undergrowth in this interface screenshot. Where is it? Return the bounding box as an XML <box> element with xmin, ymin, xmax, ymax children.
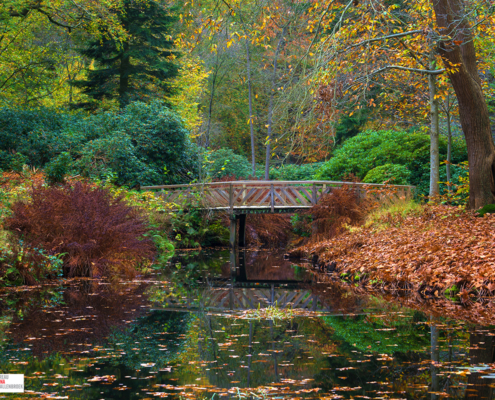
<box><xmin>6</xmin><ymin>182</ymin><xmax>156</xmax><ymax>279</ymax></box>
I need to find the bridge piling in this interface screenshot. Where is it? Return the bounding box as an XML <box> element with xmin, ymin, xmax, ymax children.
<box><xmin>238</xmin><ymin>214</ymin><xmax>246</xmax><ymax>247</ymax></box>
<box><xmin>229</xmin><ymin>216</ymin><xmax>237</xmax><ymax>248</ymax></box>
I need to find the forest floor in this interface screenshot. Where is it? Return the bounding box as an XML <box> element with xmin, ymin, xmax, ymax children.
<box><xmin>299</xmin><ymin>203</ymin><xmax>495</xmax><ymax>300</ymax></box>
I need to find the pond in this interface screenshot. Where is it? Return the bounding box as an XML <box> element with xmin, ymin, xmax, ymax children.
<box><xmin>1</xmin><ymin>249</ymin><xmax>495</xmax><ymax>399</ymax></box>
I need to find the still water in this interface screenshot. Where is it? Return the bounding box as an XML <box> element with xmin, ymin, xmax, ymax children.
<box><xmin>1</xmin><ymin>250</ymin><xmax>495</xmax><ymax>399</ymax></box>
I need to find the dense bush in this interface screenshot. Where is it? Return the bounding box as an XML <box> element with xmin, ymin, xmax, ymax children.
<box><xmin>208</xmin><ymin>148</ymin><xmax>253</xmax><ymax>180</ymax></box>
<box><xmin>269</xmin><ymin>162</ymin><xmax>324</xmax><ymax>181</ymax></box>
<box><xmin>44</xmin><ymin>152</ymin><xmax>72</xmax><ymax>184</ymax></box>
<box><xmin>309</xmin><ymin>186</ymin><xmax>367</xmax><ymax>238</ymax></box>
<box><xmin>0</xmin><ymin>101</ymin><xmax>195</xmax><ymax>186</ymax></box>
<box><xmin>363</xmin><ymin>163</ymin><xmax>411</xmax><ymax>185</ymax></box>
<box><xmin>0</xmin><ymin>243</ymin><xmax>64</xmax><ymax>285</ymax></box>
<box><xmin>315</xmin><ymin>130</ymin><xmax>468</xmax><ymax>196</ymax></box>
<box><xmin>6</xmin><ymin>182</ymin><xmax>155</xmax><ymax>278</ymax></box>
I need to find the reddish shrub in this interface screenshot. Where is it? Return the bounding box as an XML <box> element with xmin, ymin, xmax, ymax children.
<box><xmin>308</xmin><ymin>185</ymin><xmax>366</xmax><ymax>239</ymax></box>
<box><xmin>7</xmin><ymin>182</ymin><xmax>155</xmax><ymax>278</ymax></box>
<box><xmin>246</xmin><ymin>214</ymin><xmax>292</xmax><ymax>248</ymax></box>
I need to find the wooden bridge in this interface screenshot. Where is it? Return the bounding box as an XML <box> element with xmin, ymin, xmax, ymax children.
<box><xmin>142</xmin><ymin>180</ymin><xmax>414</xmax><ymax>248</ymax></box>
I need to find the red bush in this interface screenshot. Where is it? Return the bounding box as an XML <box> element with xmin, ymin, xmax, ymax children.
<box><xmin>308</xmin><ymin>185</ymin><xmax>366</xmax><ymax>239</ymax></box>
<box><xmin>246</xmin><ymin>214</ymin><xmax>292</xmax><ymax>247</ymax></box>
<box><xmin>7</xmin><ymin>182</ymin><xmax>155</xmax><ymax>278</ymax></box>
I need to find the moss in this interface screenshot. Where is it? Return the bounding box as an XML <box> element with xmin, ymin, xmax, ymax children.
<box><xmin>476</xmin><ymin>204</ymin><xmax>495</xmax><ymax>217</ymax></box>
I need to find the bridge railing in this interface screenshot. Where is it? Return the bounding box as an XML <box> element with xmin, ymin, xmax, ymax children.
<box><xmin>141</xmin><ymin>180</ymin><xmax>415</xmax><ymax>213</ymax></box>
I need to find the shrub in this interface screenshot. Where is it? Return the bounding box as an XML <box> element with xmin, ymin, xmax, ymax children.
<box><xmin>44</xmin><ymin>152</ymin><xmax>72</xmax><ymax>184</ymax></box>
<box><xmin>0</xmin><ymin>101</ymin><xmax>195</xmax><ymax>186</ymax></box>
<box><xmin>9</xmin><ymin>153</ymin><xmax>29</xmax><ymax>173</ymax></box>
<box><xmin>315</xmin><ymin>130</ymin><xmax>468</xmax><ymax>196</ymax></box>
<box><xmin>246</xmin><ymin>214</ymin><xmax>292</xmax><ymax>247</ymax></box>
<box><xmin>308</xmin><ymin>186</ymin><xmax>367</xmax><ymax>238</ymax></box>
<box><xmin>75</xmin><ymin>131</ymin><xmax>159</xmax><ymax>186</ymax></box>
<box><xmin>269</xmin><ymin>162</ymin><xmax>324</xmax><ymax>181</ymax></box>
<box><xmin>208</xmin><ymin>148</ymin><xmax>252</xmax><ymax>180</ymax></box>
<box><xmin>363</xmin><ymin>163</ymin><xmax>411</xmax><ymax>185</ymax></box>
<box><xmin>0</xmin><ymin>243</ymin><xmax>64</xmax><ymax>286</ymax></box>
<box><xmin>290</xmin><ymin>213</ymin><xmax>313</xmax><ymax>237</ymax></box>
<box><xmin>6</xmin><ymin>182</ymin><xmax>155</xmax><ymax>278</ymax></box>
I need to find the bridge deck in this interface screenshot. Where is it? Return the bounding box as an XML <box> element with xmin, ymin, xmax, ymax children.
<box><xmin>142</xmin><ymin>180</ymin><xmax>414</xmax><ymax>213</ymax></box>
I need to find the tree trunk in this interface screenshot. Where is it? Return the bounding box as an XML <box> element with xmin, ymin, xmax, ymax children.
<box><xmin>446</xmin><ymin>99</ymin><xmax>452</xmax><ymax>190</ymax></box>
<box><xmin>464</xmin><ymin>329</ymin><xmax>495</xmax><ymax>400</ymax></box>
<box><xmin>205</xmin><ymin>67</ymin><xmax>218</xmax><ymax>149</ymax></box>
<box><xmin>118</xmin><ymin>43</ymin><xmax>131</xmax><ymax>109</ymax></box>
<box><xmin>428</xmin><ymin>66</ymin><xmax>440</xmax><ymax>198</ymax></box>
<box><xmin>430</xmin><ymin>317</ymin><xmax>440</xmax><ymax>400</ymax></box>
<box><xmin>265</xmin><ymin>28</ymin><xmax>287</xmax><ymax>180</ymax></box>
<box><xmin>431</xmin><ymin>0</ymin><xmax>495</xmax><ymax>209</ymax></box>
<box><xmin>245</xmin><ymin>37</ymin><xmax>256</xmax><ymax>176</ymax></box>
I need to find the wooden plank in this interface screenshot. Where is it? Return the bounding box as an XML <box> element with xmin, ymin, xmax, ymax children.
<box><xmin>288</xmin><ymin>187</ymin><xmax>311</xmax><ymax>205</ymax></box>
<box><xmin>270</xmin><ymin>184</ymin><xmax>275</xmax><ymax>212</ymax></box>
<box><xmin>240</xmin><ymin>188</ymin><xmax>257</xmax><ymax>205</ymax></box>
<box><xmin>245</xmin><ymin>188</ymin><xmax>267</xmax><ymax>207</ymax></box>
<box><xmin>229</xmin><ymin>183</ymin><xmax>233</xmax><ymax>213</ymax></box>
<box><xmin>273</xmin><ymin>188</ymin><xmax>285</xmax><ymax>205</ymax></box>
<box><xmin>142</xmin><ymin>180</ymin><xmax>415</xmax><ymax>190</ymax></box>
<box><xmin>280</xmin><ymin>187</ymin><xmax>299</xmax><ymax>206</ymax></box>
<box><xmin>298</xmin><ymin>187</ymin><xmax>313</xmax><ymax>204</ymax></box>
<box><xmin>257</xmin><ymin>189</ymin><xmax>272</xmax><ymax>207</ymax></box>
<box><xmin>311</xmin><ymin>183</ymin><xmax>317</xmax><ymax>205</ymax></box>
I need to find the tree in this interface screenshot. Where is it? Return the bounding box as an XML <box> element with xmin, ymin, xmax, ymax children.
<box><xmin>307</xmin><ymin>0</ymin><xmax>495</xmax><ymax>207</ymax></box>
<box><xmin>74</xmin><ymin>0</ymin><xmax>179</xmax><ymax>108</ymax></box>
<box><xmin>431</xmin><ymin>0</ymin><xmax>495</xmax><ymax>209</ymax></box>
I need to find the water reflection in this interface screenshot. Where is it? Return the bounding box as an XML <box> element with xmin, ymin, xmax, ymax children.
<box><xmin>1</xmin><ymin>250</ymin><xmax>495</xmax><ymax>398</ymax></box>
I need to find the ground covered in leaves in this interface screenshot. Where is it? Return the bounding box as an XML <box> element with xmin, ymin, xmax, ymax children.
<box><xmin>303</xmin><ymin>205</ymin><xmax>495</xmax><ymax>298</ymax></box>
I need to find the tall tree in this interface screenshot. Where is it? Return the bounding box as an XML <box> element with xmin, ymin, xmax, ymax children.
<box><xmin>431</xmin><ymin>0</ymin><xmax>495</xmax><ymax>209</ymax></box>
<box><xmin>74</xmin><ymin>0</ymin><xmax>179</xmax><ymax>108</ymax></box>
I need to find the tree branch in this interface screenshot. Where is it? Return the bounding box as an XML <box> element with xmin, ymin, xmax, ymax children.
<box><xmin>341</xmin><ymin>30</ymin><xmax>424</xmax><ymax>53</ymax></box>
<box><xmin>370</xmin><ymin>65</ymin><xmax>445</xmax><ymax>76</ymax></box>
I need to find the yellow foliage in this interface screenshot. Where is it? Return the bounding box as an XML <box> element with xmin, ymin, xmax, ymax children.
<box><xmin>166</xmin><ymin>57</ymin><xmax>210</xmax><ymax>138</ymax></box>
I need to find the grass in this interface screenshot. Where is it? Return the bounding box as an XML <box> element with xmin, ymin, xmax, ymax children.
<box><xmin>239</xmin><ymin>303</ymin><xmax>294</xmax><ymax>321</ymax></box>
<box><xmin>364</xmin><ymin>196</ymin><xmax>423</xmax><ymax>230</ymax></box>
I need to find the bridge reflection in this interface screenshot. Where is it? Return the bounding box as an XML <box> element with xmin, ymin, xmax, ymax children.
<box><xmin>151</xmin><ymin>249</ymin><xmax>367</xmax><ymax>315</ymax></box>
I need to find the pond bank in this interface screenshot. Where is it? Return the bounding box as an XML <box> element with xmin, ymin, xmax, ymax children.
<box><xmin>294</xmin><ymin>204</ymin><xmax>495</xmax><ymax>299</ymax></box>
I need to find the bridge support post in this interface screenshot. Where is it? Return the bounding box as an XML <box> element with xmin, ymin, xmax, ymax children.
<box><xmin>229</xmin><ymin>216</ymin><xmax>237</xmax><ymax>249</ymax></box>
<box><xmin>238</xmin><ymin>214</ymin><xmax>246</xmax><ymax>247</ymax></box>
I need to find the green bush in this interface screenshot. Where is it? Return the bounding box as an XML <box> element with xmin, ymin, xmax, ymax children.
<box><xmin>0</xmin><ymin>101</ymin><xmax>195</xmax><ymax>186</ymax></box>
<box><xmin>44</xmin><ymin>152</ymin><xmax>72</xmax><ymax>184</ymax></box>
<box><xmin>8</xmin><ymin>153</ymin><xmax>29</xmax><ymax>173</ymax></box>
<box><xmin>269</xmin><ymin>162</ymin><xmax>324</xmax><ymax>181</ymax></box>
<box><xmin>208</xmin><ymin>148</ymin><xmax>252</xmax><ymax>180</ymax></box>
<box><xmin>315</xmin><ymin>130</ymin><xmax>468</xmax><ymax>196</ymax></box>
<box><xmin>363</xmin><ymin>163</ymin><xmax>411</xmax><ymax>185</ymax></box>
<box><xmin>75</xmin><ymin>132</ymin><xmax>160</xmax><ymax>186</ymax></box>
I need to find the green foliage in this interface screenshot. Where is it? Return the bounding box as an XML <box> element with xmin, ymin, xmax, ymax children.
<box><xmin>269</xmin><ymin>162</ymin><xmax>324</xmax><ymax>181</ymax></box>
<box><xmin>476</xmin><ymin>204</ymin><xmax>495</xmax><ymax>217</ymax></box>
<box><xmin>149</xmin><ymin>231</ymin><xmax>175</xmax><ymax>269</ymax></box>
<box><xmin>0</xmin><ymin>242</ymin><xmax>65</xmax><ymax>286</ymax></box>
<box><xmin>363</xmin><ymin>163</ymin><xmax>411</xmax><ymax>185</ymax></box>
<box><xmin>323</xmin><ymin>312</ymin><xmax>428</xmax><ymax>354</ymax></box>
<box><xmin>168</xmin><ymin>207</ymin><xmax>229</xmax><ymax>248</ymax></box>
<box><xmin>0</xmin><ymin>101</ymin><xmax>194</xmax><ymax>186</ymax></box>
<box><xmin>44</xmin><ymin>152</ymin><xmax>72</xmax><ymax>184</ymax></box>
<box><xmin>290</xmin><ymin>213</ymin><xmax>312</xmax><ymax>237</ymax></box>
<box><xmin>75</xmin><ymin>131</ymin><xmax>159</xmax><ymax>185</ymax></box>
<box><xmin>334</xmin><ymin>109</ymin><xmax>369</xmax><ymax>145</ymax></box>
<box><xmin>315</xmin><ymin>130</ymin><xmax>468</xmax><ymax>196</ymax></box>
<box><xmin>73</xmin><ymin>0</ymin><xmax>179</xmax><ymax>107</ymax></box>
<box><xmin>208</xmin><ymin>148</ymin><xmax>252</xmax><ymax>179</ymax></box>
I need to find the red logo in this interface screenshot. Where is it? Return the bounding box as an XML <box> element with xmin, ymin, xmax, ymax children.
<box><xmin>0</xmin><ymin>380</ymin><xmax>5</xmax><ymax>384</ymax></box>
